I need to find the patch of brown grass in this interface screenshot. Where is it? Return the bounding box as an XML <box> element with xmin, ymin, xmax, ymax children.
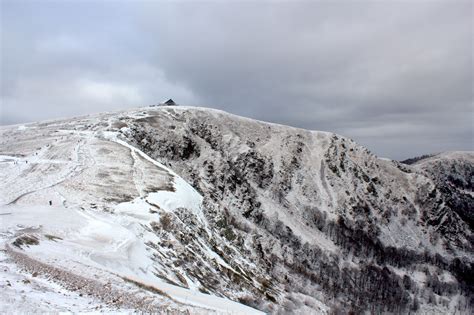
<box><xmin>121</xmin><ymin>276</ymin><xmax>171</xmax><ymax>299</ymax></box>
<box><xmin>44</xmin><ymin>234</ymin><xmax>63</xmax><ymax>242</ymax></box>
<box><xmin>12</xmin><ymin>235</ymin><xmax>39</xmax><ymax>248</ymax></box>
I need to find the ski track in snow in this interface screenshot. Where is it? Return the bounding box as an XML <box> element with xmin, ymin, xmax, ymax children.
<box><xmin>1</xmin><ymin>139</ymin><xmax>87</xmax><ymax>205</ymax></box>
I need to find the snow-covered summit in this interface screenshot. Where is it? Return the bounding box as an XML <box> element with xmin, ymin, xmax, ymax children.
<box><xmin>0</xmin><ymin>105</ymin><xmax>472</xmax><ymax>314</ymax></box>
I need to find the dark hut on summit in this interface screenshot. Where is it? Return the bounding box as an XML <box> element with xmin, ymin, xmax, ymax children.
<box><xmin>163</xmin><ymin>99</ymin><xmax>177</xmax><ymax>106</ymax></box>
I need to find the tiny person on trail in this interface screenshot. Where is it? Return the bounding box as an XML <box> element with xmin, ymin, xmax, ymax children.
<box><xmin>49</xmin><ymin>200</ymin><xmax>52</xmax><ymax>206</ymax></box>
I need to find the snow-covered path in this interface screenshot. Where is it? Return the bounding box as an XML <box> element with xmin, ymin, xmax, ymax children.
<box><xmin>0</xmin><ymin>118</ymin><xmax>264</xmax><ymax>314</ymax></box>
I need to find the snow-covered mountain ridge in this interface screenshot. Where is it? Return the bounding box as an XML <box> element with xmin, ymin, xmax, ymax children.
<box><xmin>0</xmin><ymin>105</ymin><xmax>472</xmax><ymax>314</ymax></box>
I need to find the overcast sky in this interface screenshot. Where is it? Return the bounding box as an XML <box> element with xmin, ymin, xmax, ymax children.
<box><xmin>1</xmin><ymin>0</ymin><xmax>472</xmax><ymax>159</ymax></box>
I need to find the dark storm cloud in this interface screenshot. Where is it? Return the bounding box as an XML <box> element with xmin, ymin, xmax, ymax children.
<box><xmin>1</xmin><ymin>0</ymin><xmax>472</xmax><ymax>159</ymax></box>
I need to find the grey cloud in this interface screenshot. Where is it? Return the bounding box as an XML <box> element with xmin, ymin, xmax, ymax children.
<box><xmin>136</xmin><ymin>1</ymin><xmax>473</xmax><ymax>159</ymax></box>
<box><xmin>1</xmin><ymin>0</ymin><xmax>197</xmax><ymax>124</ymax></box>
<box><xmin>1</xmin><ymin>0</ymin><xmax>472</xmax><ymax>159</ymax></box>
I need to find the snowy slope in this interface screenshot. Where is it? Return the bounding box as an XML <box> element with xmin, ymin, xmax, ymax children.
<box><xmin>0</xmin><ymin>113</ymin><xmax>264</xmax><ymax>314</ymax></box>
<box><xmin>117</xmin><ymin>106</ymin><xmax>473</xmax><ymax>313</ymax></box>
<box><xmin>1</xmin><ymin>105</ymin><xmax>472</xmax><ymax>314</ymax></box>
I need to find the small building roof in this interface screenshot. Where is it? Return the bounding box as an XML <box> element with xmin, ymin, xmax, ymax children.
<box><xmin>164</xmin><ymin>99</ymin><xmax>176</xmax><ymax>106</ymax></box>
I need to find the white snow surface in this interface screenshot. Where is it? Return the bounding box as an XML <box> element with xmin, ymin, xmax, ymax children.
<box><xmin>0</xmin><ymin>113</ymin><xmax>264</xmax><ymax>314</ymax></box>
<box><xmin>1</xmin><ymin>105</ymin><xmax>471</xmax><ymax>314</ymax></box>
